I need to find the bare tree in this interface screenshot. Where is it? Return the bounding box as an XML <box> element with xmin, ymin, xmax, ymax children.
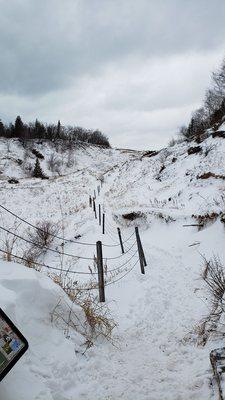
<box><xmin>47</xmin><ymin>153</ymin><xmax>62</xmax><ymax>175</ymax></box>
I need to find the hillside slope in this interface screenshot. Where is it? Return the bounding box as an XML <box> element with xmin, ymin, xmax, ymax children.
<box><xmin>0</xmin><ymin>134</ymin><xmax>225</xmax><ymax>399</ymax></box>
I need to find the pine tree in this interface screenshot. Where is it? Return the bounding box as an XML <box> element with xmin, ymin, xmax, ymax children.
<box><xmin>14</xmin><ymin>116</ymin><xmax>24</xmax><ymax>138</ymax></box>
<box><xmin>33</xmin><ymin>158</ymin><xmax>44</xmax><ymax>178</ymax></box>
<box><xmin>0</xmin><ymin>119</ymin><xmax>5</xmax><ymax>136</ymax></box>
<box><xmin>56</xmin><ymin>120</ymin><xmax>61</xmax><ymax>139</ymax></box>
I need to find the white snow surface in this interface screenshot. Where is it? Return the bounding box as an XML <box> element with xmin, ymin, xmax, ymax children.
<box><xmin>0</xmin><ymin>136</ymin><xmax>225</xmax><ymax>399</ymax></box>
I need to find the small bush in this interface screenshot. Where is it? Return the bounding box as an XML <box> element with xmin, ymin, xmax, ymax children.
<box><xmin>27</xmin><ymin>220</ymin><xmax>59</xmax><ymax>249</ymax></box>
<box><xmin>1</xmin><ymin>222</ymin><xmax>20</xmax><ymax>261</ymax></box>
<box><xmin>8</xmin><ymin>178</ymin><xmax>19</xmax><ymax>184</ymax></box>
<box><xmin>32</xmin><ymin>149</ymin><xmax>44</xmax><ymax>159</ymax></box>
<box><xmin>212</xmin><ymin>131</ymin><xmax>225</xmax><ymax>139</ymax></box>
<box><xmin>187</xmin><ymin>146</ymin><xmax>202</xmax><ymax>155</ymax></box>
<box><xmin>192</xmin><ymin>212</ymin><xmax>219</xmax><ymax>230</ymax></box>
<box><xmin>122</xmin><ymin>211</ymin><xmax>145</xmax><ymax>221</ymax></box>
<box><xmin>47</xmin><ymin>153</ymin><xmax>62</xmax><ymax>174</ymax></box>
<box><xmin>50</xmin><ymin>286</ymin><xmax>117</xmax><ymax>349</ymax></box>
<box><xmin>203</xmin><ymin>256</ymin><xmax>225</xmax><ymax>304</ymax></box>
<box><xmin>141</xmin><ymin>150</ymin><xmax>159</xmax><ymax>159</ymax></box>
<box><xmin>32</xmin><ymin>158</ymin><xmax>45</xmax><ymax>178</ymax></box>
<box><xmin>197</xmin><ymin>172</ymin><xmax>225</xmax><ymax>180</ymax></box>
<box><xmin>194</xmin><ymin>256</ymin><xmax>225</xmax><ymax>346</ymax></box>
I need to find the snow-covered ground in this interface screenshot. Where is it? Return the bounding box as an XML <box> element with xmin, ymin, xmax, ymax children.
<box><xmin>0</xmin><ymin>135</ymin><xmax>225</xmax><ymax>399</ymax></box>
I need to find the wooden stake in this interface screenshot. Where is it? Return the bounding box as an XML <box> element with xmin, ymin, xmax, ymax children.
<box><xmin>93</xmin><ymin>199</ymin><xmax>97</xmax><ymax>219</ymax></box>
<box><xmin>96</xmin><ymin>241</ymin><xmax>105</xmax><ymax>302</ymax></box>
<box><xmin>102</xmin><ymin>213</ymin><xmax>105</xmax><ymax>234</ymax></box>
<box><xmin>139</xmin><ymin>234</ymin><xmax>147</xmax><ymax>267</ymax></box>
<box><xmin>98</xmin><ymin>204</ymin><xmax>101</xmax><ymax>226</ymax></box>
<box><xmin>117</xmin><ymin>227</ymin><xmax>124</xmax><ymax>254</ymax></box>
<box><xmin>135</xmin><ymin>227</ymin><xmax>145</xmax><ymax>274</ymax></box>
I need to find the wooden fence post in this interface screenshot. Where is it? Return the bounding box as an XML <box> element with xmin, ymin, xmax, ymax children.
<box><xmin>96</xmin><ymin>241</ymin><xmax>105</xmax><ymax>302</ymax></box>
<box><xmin>93</xmin><ymin>199</ymin><xmax>97</xmax><ymax>219</ymax></box>
<box><xmin>139</xmin><ymin>235</ymin><xmax>147</xmax><ymax>267</ymax></box>
<box><xmin>135</xmin><ymin>227</ymin><xmax>145</xmax><ymax>274</ymax></box>
<box><xmin>89</xmin><ymin>196</ymin><xmax>92</xmax><ymax>207</ymax></box>
<box><xmin>102</xmin><ymin>213</ymin><xmax>105</xmax><ymax>234</ymax></box>
<box><xmin>117</xmin><ymin>227</ymin><xmax>124</xmax><ymax>254</ymax></box>
<box><xmin>98</xmin><ymin>204</ymin><xmax>101</xmax><ymax>226</ymax></box>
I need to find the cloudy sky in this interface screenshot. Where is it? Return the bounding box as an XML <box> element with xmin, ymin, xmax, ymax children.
<box><xmin>0</xmin><ymin>0</ymin><xmax>225</xmax><ymax>149</ymax></box>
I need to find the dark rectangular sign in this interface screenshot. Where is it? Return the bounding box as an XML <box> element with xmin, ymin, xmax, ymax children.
<box><xmin>0</xmin><ymin>308</ymin><xmax>28</xmax><ymax>382</ymax></box>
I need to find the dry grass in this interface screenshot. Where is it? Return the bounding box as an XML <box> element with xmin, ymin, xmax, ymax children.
<box><xmin>50</xmin><ymin>273</ymin><xmax>117</xmax><ymax>350</ymax></box>
<box><xmin>27</xmin><ymin>220</ymin><xmax>59</xmax><ymax>248</ymax></box>
<box><xmin>194</xmin><ymin>256</ymin><xmax>225</xmax><ymax>346</ymax></box>
<box><xmin>0</xmin><ymin>220</ymin><xmax>20</xmax><ymax>261</ymax></box>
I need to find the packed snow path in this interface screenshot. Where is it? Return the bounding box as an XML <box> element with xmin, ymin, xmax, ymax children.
<box><xmin>59</xmin><ymin>222</ymin><xmax>215</xmax><ymax>400</ymax></box>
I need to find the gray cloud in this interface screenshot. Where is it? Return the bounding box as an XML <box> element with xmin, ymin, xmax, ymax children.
<box><xmin>0</xmin><ymin>0</ymin><xmax>225</xmax><ymax>96</ymax></box>
<box><xmin>0</xmin><ymin>0</ymin><xmax>225</xmax><ymax>148</ymax></box>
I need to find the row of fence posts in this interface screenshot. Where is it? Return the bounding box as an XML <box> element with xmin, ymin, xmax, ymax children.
<box><xmin>89</xmin><ymin>195</ymin><xmax>105</xmax><ymax>235</ymax></box>
<box><xmin>89</xmin><ymin>187</ymin><xmax>147</xmax><ymax>302</ymax></box>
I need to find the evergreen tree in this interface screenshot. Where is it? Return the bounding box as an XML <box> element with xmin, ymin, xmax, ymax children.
<box><xmin>0</xmin><ymin>119</ymin><xmax>5</xmax><ymax>137</ymax></box>
<box><xmin>14</xmin><ymin>116</ymin><xmax>24</xmax><ymax>138</ymax></box>
<box><xmin>33</xmin><ymin>158</ymin><xmax>44</xmax><ymax>178</ymax></box>
<box><xmin>34</xmin><ymin>119</ymin><xmax>46</xmax><ymax>139</ymax></box>
<box><xmin>56</xmin><ymin>120</ymin><xmax>61</xmax><ymax>140</ymax></box>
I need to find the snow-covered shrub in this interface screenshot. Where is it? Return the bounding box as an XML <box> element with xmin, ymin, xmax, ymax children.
<box><xmin>66</xmin><ymin>149</ymin><xmax>76</xmax><ymax>168</ymax></box>
<box><xmin>27</xmin><ymin>220</ymin><xmax>59</xmax><ymax>249</ymax></box>
<box><xmin>195</xmin><ymin>256</ymin><xmax>225</xmax><ymax>346</ymax></box>
<box><xmin>1</xmin><ymin>221</ymin><xmax>19</xmax><ymax>261</ymax></box>
<box><xmin>33</xmin><ymin>158</ymin><xmax>45</xmax><ymax>178</ymax></box>
<box><xmin>51</xmin><ymin>273</ymin><xmax>117</xmax><ymax>349</ymax></box>
<box><xmin>47</xmin><ymin>152</ymin><xmax>62</xmax><ymax>174</ymax></box>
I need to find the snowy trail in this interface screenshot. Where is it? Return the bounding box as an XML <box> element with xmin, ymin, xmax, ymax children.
<box><xmin>43</xmin><ymin>169</ymin><xmax>214</xmax><ymax>400</ymax></box>
<box><xmin>44</xmin><ymin>236</ymin><xmax>211</xmax><ymax>400</ymax></box>
<box><xmin>1</xmin><ymin>139</ymin><xmax>225</xmax><ymax>399</ymax></box>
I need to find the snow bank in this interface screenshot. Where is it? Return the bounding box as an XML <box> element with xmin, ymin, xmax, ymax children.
<box><xmin>0</xmin><ymin>260</ymin><xmax>84</xmax><ymax>400</ymax></box>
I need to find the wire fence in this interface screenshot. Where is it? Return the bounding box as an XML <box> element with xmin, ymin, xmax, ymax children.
<box><xmin>0</xmin><ymin>178</ymin><xmax>147</xmax><ymax>300</ymax></box>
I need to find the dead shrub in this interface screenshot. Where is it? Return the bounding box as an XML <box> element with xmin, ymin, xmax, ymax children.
<box><xmin>77</xmin><ymin>293</ymin><xmax>117</xmax><ymax>345</ymax></box>
<box><xmin>194</xmin><ymin>256</ymin><xmax>225</xmax><ymax>346</ymax></box>
<box><xmin>50</xmin><ymin>273</ymin><xmax>117</xmax><ymax>349</ymax></box>
<box><xmin>192</xmin><ymin>213</ymin><xmax>219</xmax><ymax>230</ymax></box>
<box><xmin>141</xmin><ymin>150</ymin><xmax>159</xmax><ymax>159</ymax></box>
<box><xmin>47</xmin><ymin>153</ymin><xmax>62</xmax><ymax>175</ymax></box>
<box><xmin>198</xmin><ymin>172</ymin><xmax>225</xmax><ymax>180</ymax></box>
<box><xmin>27</xmin><ymin>220</ymin><xmax>59</xmax><ymax>250</ymax></box>
<box><xmin>212</xmin><ymin>131</ymin><xmax>225</xmax><ymax>139</ymax></box>
<box><xmin>0</xmin><ymin>221</ymin><xmax>20</xmax><ymax>261</ymax></box>
<box><xmin>122</xmin><ymin>211</ymin><xmax>145</xmax><ymax>221</ymax></box>
<box><xmin>203</xmin><ymin>256</ymin><xmax>225</xmax><ymax>305</ymax></box>
<box><xmin>21</xmin><ymin>249</ymin><xmax>41</xmax><ymax>271</ymax></box>
<box><xmin>187</xmin><ymin>146</ymin><xmax>202</xmax><ymax>155</ymax></box>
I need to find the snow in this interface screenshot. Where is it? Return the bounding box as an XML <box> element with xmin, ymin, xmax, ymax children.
<box><xmin>0</xmin><ymin>135</ymin><xmax>225</xmax><ymax>399</ymax></box>
<box><xmin>0</xmin><ymin>261</ymin><xmax>84</xmax><ymax>400</ymax></box>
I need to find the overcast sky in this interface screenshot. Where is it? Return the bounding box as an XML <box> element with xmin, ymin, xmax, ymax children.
<box><xmin>0</xmin><ymin>0</ymin><xmax>225</xmax><ymax>149</ymax></box>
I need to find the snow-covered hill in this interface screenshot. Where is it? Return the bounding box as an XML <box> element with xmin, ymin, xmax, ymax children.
<box><xmin>0</xmin><ymin>132</ymin><xmax>225</xmax><ymax>399</ymax></box>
